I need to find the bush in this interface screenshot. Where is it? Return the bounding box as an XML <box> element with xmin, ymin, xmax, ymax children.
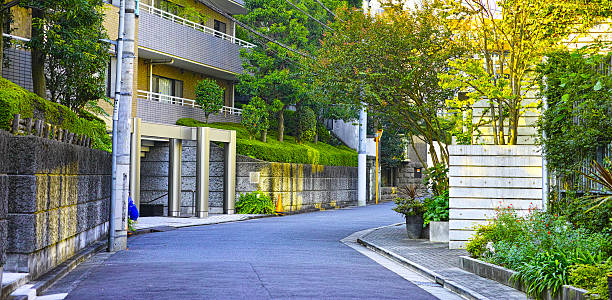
<box><xmin>235</xmin><ymin>191</ymin><xmax>275</xmax><ymax>214</ymax></box>
<box><xmin>393</xmin><ymin>197</ymin><xmax>425</xmax><ymax>217</ymax></box>
<box><xmin>466</xmin><ymin>206</ymin><xmax>612</xmax><ymax>299</ymax></box>
<box><xmin>241</xmin><ymin>97</ymin><xmax>269</xmax><ymax>140</ymax></box>
<box><xmin>296</xmin><ymin>106</ymin><xmax>316</xmax><ymax>142</ymax></box>
<box><xmin>176</xmin><ymin>118</ymin><xmax>357</xmax><ymax>167</ymax></box>
<box><xmin>423</xmin><ymin>190</ymin><xmax>449</xmax><ymax>225</ymax></box>
<box><xmin>316</xmin><ymin>124</ymin><xmax>332</xmax><ymax>144</ymax></box>
<box><xmin>194</xmin><ymin>79</ymin><xmax>224</xmax><ymax>123</ymax></box>
<box><xmin>569</xmin><ymin>262</ymin><xmax>612</xmax><ymax>300</ymax></box>
<box><xmin>0</xmin><ymin>77</ymin><xmax>111</xmax><ymax>151</ymax></box>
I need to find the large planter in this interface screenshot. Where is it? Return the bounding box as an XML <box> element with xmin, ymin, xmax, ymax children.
<box><xmin>608</xmin><ymin>274</ymin><xmax>612</xmax><ymax>299</ymax></box>
<box><xmin>405</xmin><ymin>215</ymin><xmax>424</xmax><ymax>239</ymax></box>
<box><xmin>429</xmin><ymin>221</ymin><xmax>449</xmax><ymax>242</ymax></box>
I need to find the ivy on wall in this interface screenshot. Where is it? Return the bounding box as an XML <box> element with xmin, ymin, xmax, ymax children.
<box><xmin>537</xmin><ymin>49</ymin><xmax>612</xmax><ymax>178</ymax></box>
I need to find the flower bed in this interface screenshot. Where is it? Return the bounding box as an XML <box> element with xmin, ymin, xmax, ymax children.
<box><xmin>466</xmin><ymin>206</ymin><xmax>611</xmax><ymax>299</ymax></box>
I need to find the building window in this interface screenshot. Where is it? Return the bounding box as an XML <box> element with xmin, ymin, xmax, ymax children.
<box><xmin>214</xmin><ymin>20</ymin><xmax>226</xmax><ymax>37</ymax></box>
<box><xmin>152</xmin><ymin>75</ymin><xmax>183</xmax><ymax>103</ymax></box>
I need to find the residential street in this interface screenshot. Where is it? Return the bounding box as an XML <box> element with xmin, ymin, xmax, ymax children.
<box><xmin>60</xmin><ymin>203</ymin><xmax>454</xmax><ymax>299</ymax></box>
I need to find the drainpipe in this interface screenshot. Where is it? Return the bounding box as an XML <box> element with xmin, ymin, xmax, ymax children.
<box><xmin>109</xmin><ymin>0</ymin><xmax>126</xmax><ymax>252</ymax></box>
<box><xmin>357</xmin><ymin>104</ymin><xmax>367</xmax><ymax>206</ymax></box>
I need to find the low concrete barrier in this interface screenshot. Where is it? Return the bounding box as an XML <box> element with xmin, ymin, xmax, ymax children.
<box><xmin>460</xmin><ymin>256</ymin><xmax>589</xmax><ymax>300</ymax></box>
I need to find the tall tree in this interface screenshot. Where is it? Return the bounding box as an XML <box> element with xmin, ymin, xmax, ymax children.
<box><xmin>237</xmin><ymin>0</ymin><xmax>347</xmax><ymax>142</ymax></box>
<box><xmin>314</xmin><ymin>1</ymin><xmax>458</xmax><ymax>169</ymax></box>
<box><xmin>438</xmin><ymin>0</ymin><xmax>611</xmax><ymax>145</ymax></box>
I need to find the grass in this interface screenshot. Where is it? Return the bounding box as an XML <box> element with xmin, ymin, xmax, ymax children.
<box><xmin>177</xmin><ymin>118</ymin><xmax>357</xmax><ymax>167</ymax></box>
<box><xmin>0</xmin><ymin>76</ymin><xmax>111</xmax><ymax>151</ymax></box>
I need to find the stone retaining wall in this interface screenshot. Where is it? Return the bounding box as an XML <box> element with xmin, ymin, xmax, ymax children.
<box><xmin>1</xmin><ymin>131</ymin><xmax>111</xmax><ymax>279</ymax></box>
<box><xmin>140</xmin><ymin>141</ymin><xmax>358</xmax><ymax>215</ymax></box>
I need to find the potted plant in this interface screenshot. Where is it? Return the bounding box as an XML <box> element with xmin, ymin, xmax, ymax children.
<box><xmin>393</xmin><ymin>185</ymin><xmax>426</xmax><ymax>239</ymax></box>
<box><xmin>423</xmin><ymin>190</ymin><xmax>450</xmax><ymax>242</ymax></box>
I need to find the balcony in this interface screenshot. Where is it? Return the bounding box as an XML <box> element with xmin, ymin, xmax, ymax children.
<box><xmin>136</xmin><ymin>90</ymin><xmax>242</xmax><ymax>125</ymax></box>
<box><xmin>138</xmin><ymin>3</ymin><xmax>253</xmax><ymax>77</ymax></box>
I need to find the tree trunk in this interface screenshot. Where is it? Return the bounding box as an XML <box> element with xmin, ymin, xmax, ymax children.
<box><xmin>260</xmin><ymin>129</ymin><xmax>267</xmax><ymax>143</ymax></box>
<box><xmin>31</xmin><ymin>8</ymin><xmax>46</xmax><ymax>99</ymax></box>
<box><xmin>314</xmin><ymin>126</ymin><xmax>318</xmax><ymax>144</ymax></box>
<box><xmin>277</xmin><ymin>109</ymin><xmax>284</xmax><ymax>142</ymax></box>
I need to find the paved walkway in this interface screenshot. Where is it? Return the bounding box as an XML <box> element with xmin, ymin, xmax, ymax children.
<box><xmin>359</xmin><ymin>224</ymin><xmax>527</xmax><ymax>300</ymax></box>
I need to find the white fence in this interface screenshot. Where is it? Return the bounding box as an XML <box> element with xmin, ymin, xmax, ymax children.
<box><xmin>137</xmin><ymin>90</ymin><xmax>242</xmax><ymax>116</ymax></box>
<box><xmin>448</xmin><ymin>145</ymin><xmax>543</xmax><ymax>249</ymax></box>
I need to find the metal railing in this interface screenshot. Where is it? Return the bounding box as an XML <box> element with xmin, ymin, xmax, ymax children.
<box><xmin>137</xmin><ymin>90</ymin><xmax>242</xmax><ymax>115</ymax></box>
<box><xmin>139</xmin><ymin>3</ymin><xmax>255</xmax><ymax>49</ymax></box>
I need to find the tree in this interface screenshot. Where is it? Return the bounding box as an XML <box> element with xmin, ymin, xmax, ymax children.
<box><xmin>438</xmin><ymin>0</ymin><xmax>611</xmax><ymax>145</ymax></box>
<box><xmin>194</xmin><ymin>79</ymin><xmax>224</xmax><ymax>123</ymax></box>
<box><xmin>296</xmin><ymin>105</ymin><xmax>316</xmax><ymax>142</ymax></box>
<box><xmin>237</xmin><ymin>0</ymin><xmax>347</xmax><ymax>142</ymax></box>
<box><xmin>314</xmin><ymin>1</ymin><xmax>458</xmax><ymax>169</ymax></box>
<box><xmin>241</xmin><ymin>97</ymin><xmax>271</xmax><ymax>141</ymax></box>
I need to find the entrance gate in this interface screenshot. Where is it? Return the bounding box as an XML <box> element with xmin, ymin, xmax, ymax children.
<box><xmin>129</xmin><ymin>118</ymin><xmax>237</xmax><ymax>217</ymax></box>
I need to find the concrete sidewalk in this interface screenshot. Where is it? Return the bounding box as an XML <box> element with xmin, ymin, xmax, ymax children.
<box><xmin>358</xmin><ymin>224</ymin><xmax>527</xmax><ymax>300</ymax></box>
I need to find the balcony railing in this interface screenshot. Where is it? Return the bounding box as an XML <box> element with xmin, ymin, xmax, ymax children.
<box><xmin>138</xmin><ymin>90</ymin><xmax>242</xmax><ymax>115</ymax></box>
<box><xmin>139</xmin><ymin>3</ymin><xmax>255</xmax><ymax>49</ymax></box>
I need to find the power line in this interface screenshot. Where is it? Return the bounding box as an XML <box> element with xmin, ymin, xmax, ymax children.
<box><xmin>313</xmin><ymin>0</ymin><xmax>338</xmax><ymax>20</ymax></box>
<box><xmin>283</xmin><ymin>0</ymin><xmax>334</xmax><ymax>31</ymax></box>
<box><xmin>202</xmin><ymin>0</ymin><xmax>313</xmax><ymax>59</ymax></box>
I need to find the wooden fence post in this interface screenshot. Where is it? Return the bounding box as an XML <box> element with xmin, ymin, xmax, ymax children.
<box><xmin>12</xmin><ymin>114</ymin><xmax>20</xmax><ymax>134</ymax></box>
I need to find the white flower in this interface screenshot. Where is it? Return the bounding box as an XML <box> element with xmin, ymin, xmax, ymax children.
<box><xmin>486</xmin><ymin>242</ymin><xmax>495</xmax><ymax>254</ymax></box>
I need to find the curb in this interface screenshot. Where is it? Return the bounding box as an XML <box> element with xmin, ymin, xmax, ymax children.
<box><xmin>8</xmin><ymin>240</ymin><xmax>107</xmax><ymax>300</ymax></box>
<box><xmin>356</xmin><ymin>225</ymin><xmax>490</xmax><ymax>300</ymax></box>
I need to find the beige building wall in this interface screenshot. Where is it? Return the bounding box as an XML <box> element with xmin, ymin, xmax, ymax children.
<box><xmin>9</xmin><ymin>7</ymin><xmax>31</xmax><ymax>38</ymax></box>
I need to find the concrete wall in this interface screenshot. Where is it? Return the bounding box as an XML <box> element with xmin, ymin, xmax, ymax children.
<box><xmin>448</xmin><ymin>145</ymin><xmax>543</xmax><ymax>249</ymax></box>
<box><xmin>139</xmin><ymin>141</ymin><xmax>358</xmax><ymax>215</ymax></box>
<box><xmin>0</xmin><ymin>132</ymin><xmax>9</xmax><ymax>281</ymax></box>
<box><xmin>2</xmin><ymin>132</ymin><xmax>111</xmax><ymax>279</ymax></box>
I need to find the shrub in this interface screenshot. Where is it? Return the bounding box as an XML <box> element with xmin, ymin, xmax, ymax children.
<box><xmin>235</xmin><ymin>191</ymin><xmax>275</xmax><ymax>214</ymax></box>
<box><xmin>241</xmin><ymin>97</ymin><xmax>269</xmax><ymax>140</ymax></box>
<box><xmin>194</xmin><ymin>79</ymin><xmax>224</xmax><ymax>123</ymax></box>
<box><xmin>569</xmin><ymin>262</ymin><xmax>612</xmax><ymax>300</ymax></box>
<box><xmin>423</xmin><ymin>190</ymin><xmax>449</xmax><ymax>225</ymax></box>
<box><xmin>393</xmin><ymin>197</ymin><xmax>425</xmax><ymax>217</ymax></box>
<box><xmin>0</xmin><ymin>77</ymin><xmax>111</xmax><ymax>151</ymax></box>
<box><xmin>296</xmin><ymin>106</ymin><xmax>316</xmax><ymax>142</ymax></box>
<box><xmin>466</xmin><ymin>206</ymin><xmax>612</xmax><ymax>299</ymax></box>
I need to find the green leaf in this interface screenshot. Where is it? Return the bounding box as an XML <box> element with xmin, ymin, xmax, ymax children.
<box><xmin>593</xmin><ymin>80</ymin><xmax>603</xmax><ymax>91</ymax></box>
<box><xmin>561</xmin><ymin>94</ymin><xmax>570</xmax><ymax>102</ymax></box>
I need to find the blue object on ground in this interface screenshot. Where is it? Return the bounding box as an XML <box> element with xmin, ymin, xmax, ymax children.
<box><xmin>128</xmin><ymin>197</ymin><xmax>139</xmax><ymax>221</ymax></box>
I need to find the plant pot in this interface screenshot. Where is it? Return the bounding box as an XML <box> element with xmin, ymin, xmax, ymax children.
<box><xmin>405</xmin><ymin>215</ymin><xmax>424</xmax><ymax>239</ymax></box>
<box><xmin>429</xmin><ymin>221</ymin><xmax>449</xmax><ymax>242</ymax></box>
<box><xmin>421</xmin><ymin>224</ymin><xmax>430</xmax><ymax>239</ymax></box>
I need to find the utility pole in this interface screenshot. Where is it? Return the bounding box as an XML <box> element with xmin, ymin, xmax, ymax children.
<box><xmin>357</xmin><ymin>105</ymin><xmax>367</xmax><ymax>206</ymax></box>
<box><xmin>110</xmin><ymin>0</ymin><xmax>136</xmax><ymax>252</ymax></box>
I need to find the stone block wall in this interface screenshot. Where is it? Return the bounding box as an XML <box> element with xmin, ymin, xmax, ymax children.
<box><xmin>1</xmin><ymin>131</ymin><xmax>111</xmax><ymax>279</ymax></box>
<box><xmin>139</xmin><ymin>141</ymin><xmax>358</xmax><ymax>215</ymax></box>
<box><xmin>140</xmin><ymin>140</ymin><xmax>226</xmax><ymax>215</ymax></box>
<box><xmin>237</xmin><ymin>156</ymin><xmax>358</xmax><ymax>213</ymax></box>
<box><xmin>0</xmin><ymin>131</ymin><xmax>10</xmax><ymax>282</ymax></box>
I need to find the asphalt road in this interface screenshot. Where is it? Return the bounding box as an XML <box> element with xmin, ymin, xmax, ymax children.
<box><xmin>64</xmin><ymin>202</ymin><xmax>442</xmax><ymax>300</ymax></box>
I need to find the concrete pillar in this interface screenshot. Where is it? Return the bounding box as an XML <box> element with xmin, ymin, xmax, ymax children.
<box><xmin>130</xmin><ymin>118</ymin><xmax>141</xmax><ymax>209</ymax></box>
<box><xmin>168</xmin><ymin>138</ymin><xmax>182</xmax><ymax>217</ymax></box>
<box><xmin>224</xmin><ymin>130</ymin><xmax>237</xmax><ymax>214</ymax></box>
<box><xmin>196</xmin><ymin>127</ymin><xmax>210</xmax><ymax>218</ymax></box>
<box><xmin>357</xmin><ymin>106</ymin><xmax>367</xmax><ymax>206</ymax></box>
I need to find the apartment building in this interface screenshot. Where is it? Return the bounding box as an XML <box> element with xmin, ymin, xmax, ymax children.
<box><xmin>3</xmin><ymin>0</ymin><xmax>252</xmax><ymax>127</ymax></box>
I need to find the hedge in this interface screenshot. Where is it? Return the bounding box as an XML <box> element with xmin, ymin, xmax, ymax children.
<box><xmin>176</xmin><ymin>118</ymin><xmax>357</xmax><ymax>167</ymax></box>
<box><xmin>0</xmin><ymin>77</ymin><xmax>111</xmax><ymax>151</ymax></box>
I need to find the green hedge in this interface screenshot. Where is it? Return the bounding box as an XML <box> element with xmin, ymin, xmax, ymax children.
<box><xmin>0</xmin><ymin>77</ymin><xmax>111</xmax><ymax>151</ymax></box>
<box><xmin>177</xmin><ymin>118</ymin><xmax>357</xmax><ymax>167</ymax></box>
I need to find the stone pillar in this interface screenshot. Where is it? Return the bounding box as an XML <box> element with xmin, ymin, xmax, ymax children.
<box><xmin>0</xmin><ymin>173</ymin><xmax>7</xmax><ymax>286</ymax></box>
<box><xmin>168</xmin><ymin>138</ymin><xmax>182</xmax><ymax>217</ymax></box>
<box><xmin>196</xmin><ymin>128</ymin><xmax>210</xmax><ymax>218</ymax></box>
<box><xmin>224</xmin><ymin>131</ymin><xmax>236</xmax><ymax>214</ymax></box>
